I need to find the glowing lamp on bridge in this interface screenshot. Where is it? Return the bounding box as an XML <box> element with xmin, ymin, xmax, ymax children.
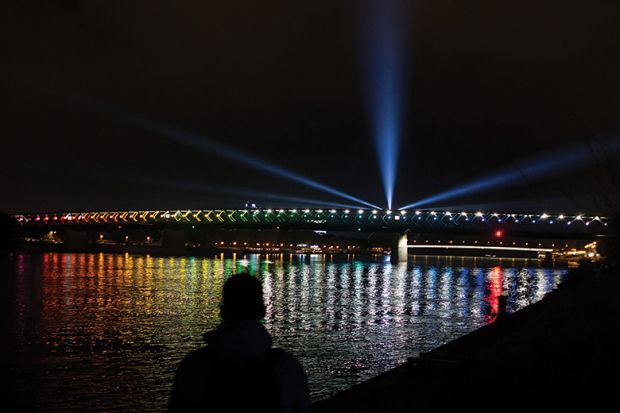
<box><xmin>495</xmin><ymin>230</ymin><xmax>503</xmax><ymax>238</ymax></box>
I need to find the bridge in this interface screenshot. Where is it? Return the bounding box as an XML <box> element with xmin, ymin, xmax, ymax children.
<box><xmin>13</xmin><ymin>208</ymin><xmax>610</xmax><ymax>262</ymax></box>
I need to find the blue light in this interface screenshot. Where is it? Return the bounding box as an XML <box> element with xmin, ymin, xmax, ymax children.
<box><xmin>359</xmin><ymin>0</ymin><xmax>409</xmax><ymax>209</ymax></box>
<box><xmin>130</xmin><ymin>176</ymin><xmax>362</xmax><ymax>210</ymax></box>
<box><xmin>123</xmin><ymin>114</ymin><xmax>381</xmax><ymax>209</ymax></box>
<box><xmin>398</xmin><ymin>136</ymin><xmax>620</xmax><ymax>209</ymax></box>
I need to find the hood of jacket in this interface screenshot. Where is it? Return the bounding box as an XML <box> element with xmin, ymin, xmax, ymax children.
<box><xmin>203</xmin><ymin>319</ymin><xmax>273</xmax><ymax>362</ymax></box>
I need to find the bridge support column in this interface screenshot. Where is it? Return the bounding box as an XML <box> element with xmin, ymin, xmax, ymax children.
<box><xmin>62</xmin><ymin>230</ymin><xmax>89</xmax><ymax>252</ymax></box>
<box><xmin>391</xmin><ymin>233</ymin><xmax>408</xmax><ymax>264</ymax></box>
<box><xmin>162</xmin><ymin>229</ymin><xmax>186</xmax><ymax>255</ymax></box>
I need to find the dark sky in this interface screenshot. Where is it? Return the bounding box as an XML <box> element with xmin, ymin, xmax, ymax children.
<box><xmin>2</xmin><ymin>0</ymin><xmax>620</xmax><ymax>213</ymax></box>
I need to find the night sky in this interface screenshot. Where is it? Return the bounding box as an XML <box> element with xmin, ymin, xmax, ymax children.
<box><xmin>2</xmin><ymin>1</ymin><xmax>620</xmax><ymax>213</ymax></box>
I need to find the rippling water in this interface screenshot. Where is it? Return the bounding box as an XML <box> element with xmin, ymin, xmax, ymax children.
<box><xmin>1</xmin><ymin>253</ymin><xmax>567</xmax><ymax>411</ymax></box>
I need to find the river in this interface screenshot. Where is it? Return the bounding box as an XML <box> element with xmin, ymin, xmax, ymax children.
<box><xmin>1</xmin><ymin>252</ymin><xmax>568</xmax><ymax>411</ymax></box>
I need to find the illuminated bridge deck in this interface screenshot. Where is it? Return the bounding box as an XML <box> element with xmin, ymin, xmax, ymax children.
<box><xmin>13</xmin><ymin>209</ymin><xmax>610</xmax><ymax>237</ymax></box>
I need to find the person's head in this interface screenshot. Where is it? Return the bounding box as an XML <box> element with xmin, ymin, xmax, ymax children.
<box><xmin>220</xmin><ymin>274</ymin><xmax>266</xmax><ymax>321</ymax></box>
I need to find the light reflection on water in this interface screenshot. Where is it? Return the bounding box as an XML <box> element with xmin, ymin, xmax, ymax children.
<box><xmin>3</xmin><ymin>253</ymin><xmax>567</xmax><ymax>411</ymax></box>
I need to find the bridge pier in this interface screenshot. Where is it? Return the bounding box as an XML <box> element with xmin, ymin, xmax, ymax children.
<box><xmin>391</xmin><ymin>233</ymin><xmax>408</xmax><ymax>264</ymax></box>
<box><xmin>62</xmin><ymin>230</ymin><xmax>89</xmax><ymax>251</ymax></box>
<box><xmin>161</xmin><ymin>229</ymin><xmax>186</xmax><ymax>255</ymax></box>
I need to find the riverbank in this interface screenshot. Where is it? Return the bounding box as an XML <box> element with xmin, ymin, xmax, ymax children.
<box><xmin>314</xmin><ymin>261</ymin><xmax>620</xmax><ymax>411</ymax></box>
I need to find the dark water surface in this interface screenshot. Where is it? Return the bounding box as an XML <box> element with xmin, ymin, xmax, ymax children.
<box><xmin>1</xmin><ymin>253</ymin><xmax>568</xmax><ymax>411</ymax></box>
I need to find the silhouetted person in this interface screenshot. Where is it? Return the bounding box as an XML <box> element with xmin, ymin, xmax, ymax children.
<box><xmin>168</xmin><ymin>274</ymin><xmax>311</xmax><ymax>413</ymax></box>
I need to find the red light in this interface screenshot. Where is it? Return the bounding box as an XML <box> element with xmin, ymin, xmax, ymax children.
<box><xmin>495</xmin><ymin>230</ymin><xmax>503</xmax><ymax>237</ymax></box>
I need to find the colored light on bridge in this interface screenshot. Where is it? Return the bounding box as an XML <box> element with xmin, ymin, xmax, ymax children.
<box><xmin>495</xmin><ymin>230</ymin><xmax>503</xmax><ymax>237</ymax></box>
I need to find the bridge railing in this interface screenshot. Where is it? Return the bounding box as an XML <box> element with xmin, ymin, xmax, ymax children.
<box><xmin>12</xmin><ymin>209</ymin><xmax>610</xmax><ymax>235</ymax></box>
